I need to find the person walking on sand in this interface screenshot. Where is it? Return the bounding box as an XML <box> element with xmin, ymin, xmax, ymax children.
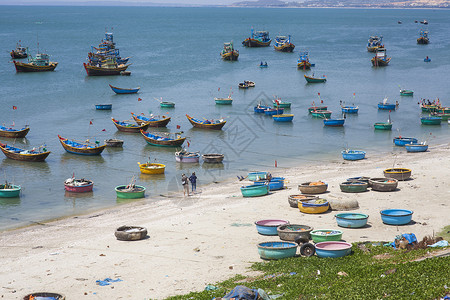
<box><xmin>189</xmin><ymin>172</ymin><xmax>197</xmax><ymax>193</ymax></box>
<box><xmin>181</xmin><ymin>174</ymin><xmax>189</xmax><ymax>196</ymax></box>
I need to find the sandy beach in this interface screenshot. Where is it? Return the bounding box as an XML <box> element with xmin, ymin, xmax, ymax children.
<box><xmin>1</xmin><ymin>144</ymin><xmax>449</xmax><ymax>299</ymax></box>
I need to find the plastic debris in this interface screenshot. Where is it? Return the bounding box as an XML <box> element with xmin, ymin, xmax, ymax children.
<box><xmin>96</xmin><ymin>278</ymin><xmax>123</xmax><ymax>286</ymax></box>
<box><xmin>205</xmin><ymin>284</ymin><xmax>219</xmax><ymax>291</ymax></box>
<box><xmin>428</xmin><ymin>240</ymin><xmax>449</xmax><ymax>247</ymax></box>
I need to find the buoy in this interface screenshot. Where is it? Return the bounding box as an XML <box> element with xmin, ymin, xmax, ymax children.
<box><xmin>275</xmin><ymin>160</ymin><xmax>277</xmax><ymax>167</ymax></box>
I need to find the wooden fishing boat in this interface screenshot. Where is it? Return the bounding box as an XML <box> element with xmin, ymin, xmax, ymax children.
<box><xmin>400</xmin><ymin>89</ymin><xmax>414</xmax><ymax>96</ymax></box>
<box><xmin>186</xmin><ymin>115</ymin><xmax>226</xmax><ymax>130</ymax></box>
<box><xmin>137</xmin><ymin>162</ymin><xmax>165</xmax><ymax>174</ymax></box>
<box><xmin>115</xmin><ymin>185</ymin><xmax>146</xmax><ymax>199</ymax></box>
<box><xmin>417</xmin><ymin>29</ymin><xmax>429</xmax><ymax>44</ymax></box>
<box><xmin>264</xmin><ymin>108</ymin><xmax>284</xmax><ymax>116</ymax></box>
<box><xmin>342</xmin><ymin>150</ymin><xmax>365</xmax><ymax>160</ymax></box>
<box><xmin>393</xmin><ymin>137</ymin><xmax>418</xmax><ymax>146</ymax></box>
<box><xmin>238</xmin><ymin>82</ymin><xmax>249</xmax><ymax>89</ymax></box>
<box><xmin>111</xmin><ymin>118</ymin><xmax>149</xmax><ymax>132</ymax></box>
<box><xmin>405</xmin><ymin>143</ymin><xmax>428</xmax><ymax>152</ymax></box>
<box><xmin>0</xmin><ymin>126</ymin><xmax>30</xmax><ymax>138</ymax></box>
<box><xmin>131</xmin><ymin>112</ymin><xmax>171</xmax><ymax>127</ymax></box>
<box><xmin>421</xmin><ymin>116</ymin><xmax>441</xmax><ymax>125</ymax></box>
<box><xmin>304</xmin><ymin>74</ymin><xmax>326</xmax><ymax>83</ymax></box>
<box><xmin>83</xmin><ymin>61</ymin><xmax>129</xmax><ymax>76</ymax></box>
<box><xmin>341</xmin><ymin>106</ymin><xmax>358</xmax><ymax>114</ymax></box>
<box><xmin>273</xmin><ymin>99</ymin><xmax>291</xmax><ymax>108</ymax></box>
<box><xmin>374</xmin><ymin>122</ymin><xmax>392</xmax><ymax>130</ymax></box>
<box><xmin>220</xmin><ymin>41</ymin><xmax>239</xmax><ymax>61</ymax></box>
<box><xmin>13</xmin><ymin>53</ymin><xmax>57</xmax><ymax>72</ymax></box>
<box><xmin>311</xmin><ymin>110</ymin><xmax>332</xmax><ymax>118</ymax></box>
<box><xmin>160</xmin><ymin>101</ymin><xmax>175</xmax><ymax>108</ymax></box>
<box><xmin>242</xmin><ymin>29</ymin><xmax>271</xmax><ymax>47</ymax></box>
<box><xmin>58</xmin><ymin>135</ymin><xmax>106</xmax><ymax>155</ymax></box>
<box><xmin>0</xmin><ymin>143</ymin><xmax>50</xmax><ymax>162</ymax></box>
<box><xmin>297</xmin><ymin>51</ymin><xmax>312</xmax><ymax>70</ymax></box>
<box><xmin>367</xmin><ymin>35</ymin><xmax>384</xmax><ymax>52</ymax></box>
<box><xmin>383</xmin><ymin>168</ymin><xmax>412</xmax><ymax>181</ymax></box>
<box><xmin>104</xmin><ymin>138</ymin><xmax>124</xmax><ymax>147</ymax></box>
<box><xmin>308</xmin><ymin>106</ymin><xmax>327</xmax><ymax>113</ymax></box>
<box><xmin>140</xmin><ymin>130</ymin><xmax>185</xmax><ymax>147</ymax></box>
<box><xmin>371</xmin><ymin>48</ymin><xmax>391</xmax><ymax>67</ymax></box>
<box><xmin>273</xmin><ymin>35</ymin><xmax>295</xmax><ymax>52</ymax></box>
<box><xmin>95</xmin><ymin>104</ymin><xmax>112</xmax><ymax>110</ymax></box>
<box><xmin>175</xmin><ymin>149</ymin><xmax>200</xmax><ymax>163</ymax></box>
<box><xmin>109</xmin><ymin>84</ymin><xmax>140</xmax><ymax>94</ymax></box>
<box><xmin>202</xmin><ymin>153</ymin><xmax>224</xmax><ymax>163</ymax></box>
<box><xmin>0</xmin><ymin>182</ymin><xmax>21</xmax><ymax>198</ymax></box>
<box><xmin>324</xmin><ymin>118</ymin><xmax>345</xmax><ymax>127</ymax></box>
<box><xmin>436</xmin><ymin>107</ymin><xmax>450</xmax><ymax>114</ymax></box>
<box><xmin>240</xmin><ymin>184</ymin><xmax>269</xmax><ymax>197</ymax></box>
<box><xmin>254</xmin><ymin>104</ymin><xmax>270</xmax><ymax>113</ymax></box>
<box><xmin>64</xmin><ymin>177</ymin><xmax>94</xmax><ymax>193</ymax></box>
<box><xmin>298</xmin><ymin>199</ymin><xmax>329</xmax><ymax>214</ymax></box>
<box><xmin>273</xmin><ymin>114</ymin><xmax>294</xmax><ymax>122</ymax></box>
<box><xmin>10</xmin><ymin>43</ymin><xmax>28</xmax><ymax>59</ymax></box>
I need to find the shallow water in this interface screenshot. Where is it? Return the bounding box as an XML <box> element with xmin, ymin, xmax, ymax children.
<box><xmin>0</xmin><ymin>6</ymin><xmax>449</xmax><ymax>230</ymax></box>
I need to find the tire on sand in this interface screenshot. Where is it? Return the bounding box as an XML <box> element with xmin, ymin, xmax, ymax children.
<box><xmin>115</xmin><ymin>226</ymin><xmax>148</xmax><ymax>241</ymax></box>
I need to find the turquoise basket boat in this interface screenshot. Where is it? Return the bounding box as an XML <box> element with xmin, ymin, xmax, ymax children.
<box><xmin>254</xmin><ymin>178</ymin><xmax>284</xmax><ymax>191</ymax></box>
<box><xmin>160</xmin><ymin>101</ymin><xmax>175</xmax><ymax>108</ymax></box>
<box><xmin>335</xmin><ymin>213</ymin><xmax>369</xmax><ymax>228</ymax></box>
<box><xmin>380</xmin><ymin>209</ymin><xmax>413</xmax><ymax>225</ymax></box>
<box><xmin>247</xmin><ymin>171</ymin><xmax>268</xmax><ymax>181</ymax></box>
<box><xmin>255</xmin><ymin>219</ymin><xmax>289</xmax><ymax>235</ymax></box>
<box><xmin>315</xmin><ymin>241</ymin><xmax>352</xmax><ymax>258</ymax></box>
<box><xmin>257</xmin><ymin>241</ymin><xmax>297</xmax><ymax>260</ymax></box>
<box><xmin>240</xmin><ymin>184</ymin><xmax>269</xmax><ymax>197</ymax></box>
<box><xmin>342</xmin><ymin>150</ymin><xmax>366</xmax><ymax>160</ymax></box>
<box><xmin>0</xmin><ymin>184</ymin><xmax>21</xmax><ymax>198</ymax></box>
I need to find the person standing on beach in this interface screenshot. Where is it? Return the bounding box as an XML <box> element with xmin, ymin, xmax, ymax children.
<box><xmin>189</xmin><ymin>172</ymin><xmax>197</xmax><ymax>193</ymax></box>
<box><xmin>181</xmin><ymin>174</ymin><xmax>189</xmax><ymax>196</ymax></box>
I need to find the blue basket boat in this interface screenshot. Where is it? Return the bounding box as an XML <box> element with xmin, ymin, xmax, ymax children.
<box><xmin>254</xmin><ymin>177</ymin><xmax>285</xmax><ymax>191</ymax></box>
<box><xmin>380</xmin><ymin>209</ymin><xmax>413</xmax><ymax>225</ymax></box>
<box><xmin>240</xmin><ymin>184</ymin><xmax>269</xmax><ymax>197</ymax></box>
<box><xmin>255</xmin><ymin>219</ymin><xmax>289</xmax><ymax>235</ymax></box>
<box><xmin>393</xmin><ymin>137</ymin><xmax>418</xmax><ymax>146</ymax></box>
<box><xmin>273</xmin><ymin>114</ymin><xmax>294</xmax><ymax>122</ymax></box>
<box><xmin>247</xmin><ymin>171</ymin><xmax>268</xmax><ymax>181</ymax></box>
<box><xmin>95</xmin><ymin>104</ymin><xmax>112</xmax><ymax>110</ymax></box>
<box><xmin>341</xmin><ymin>106</ymin><xmax>359</xmax><ymax>114</ymax></box>
<box><xmin>315</xmin><ymin>241</ymin><xmax>352</xmax><ymax>258</ymax></box>
<box><xmin>264</xmin><ymin>108</ymin><xmax>284</xmax><ymax>116</ymax></box>
<box><xmin>342</xmin><ymin>150</ymin><xmax>366</xmax><ymax>160</ymax></box>
<box><xmin>254</xmin><ymin>105</ymin><xmax>270</xmax><ymax>113</ymax></box>
<box><xmin>335</xmin><ymin>213</ymin><xmax>369</xmax><ymax>228</ymax></box>
<box><xmin>324</xmin><ymin>118</ymin><xmax>345</xmax><ymax>127</ymax></box>
<box><xmin>378</xmin><ymin>103</ymin><xmax>396</xmax><ymax>110</ymax></box>
<box><xmin>405</xmin><ymin>143</ymin><xmax>428</xmax><ymax>152</ymax></box>
<box><xmin>257</xmin><ymin>241</ymin><xmax>297</xmax><ymax>260</ymax></box>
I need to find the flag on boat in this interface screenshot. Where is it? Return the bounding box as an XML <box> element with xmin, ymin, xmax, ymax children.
<box><xmin>89</xmin><ymin>120</ymin><xmax>93</xmax><ymax>125</ymax></box>
<box><xmin>12</xmin><ymin>106</ymin><xmax>17</xmax><ymax>110</ymax></box>
<box><xmin>138</xmin><ymin>98</ymin><xmax>142</xmax><ymax>101</ymax></box>
<box><xmin>187</xmin><ymin>141</ymin><xmax>190</xmax><ymax>147</ymax></box>
<box><xmin>102</xmin><ymin>129</ymin><xmax>106</xmax><ymax>131</ymax></box>
<box><xmin>177</xmin><ymin>125</ymin><xmax>181</xmax><ymax>129</ymax></box>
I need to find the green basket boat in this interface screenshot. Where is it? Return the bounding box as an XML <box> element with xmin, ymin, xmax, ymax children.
<box><xmin>339</xmin><ymin>181</ymin><xmax>368</xmax><ymax>193</ymax></box>
<box><xmin>433</xmin><ymin>113</ymin><xmax>450</xmax><ymax>120</ymax></box>
<box><xmin>400</xmin><ymin>89</ymin><xmax>414</xmax><ymax>96</ymax></box>
<box><xmin>421</xmin><ymin>117</ymin><xmax>442</xmax><ymax>125</ymax></box>
<box><xmin>160</xmin><ymin>101</ymin><xmax>175</xmax><ymax>108</ymax></box>
<box><xmin>0</xmin><ymin>184</ymin><xmax>21</xmax><ymax>198</ymax></box>
<box><xmin>115</xmin><ymin>185</ymin><xmax>146</xmax><ymax>199</ymax></box>
<box><xmin>374</xmin><ymin>122</ymin><xmax>392</xmax><ymax>130</ymax></box>
<box><xmin>311</xmin><ymin>110</ymin><xmax>332</xmax><ymax>118</ymax></box>
<box><xmin>273</xmin><ymin>100</ymin><xmax>291</xmax><ymax>109</ymax></box>
<box><xmin>241</xmin><ymin>184</ymin><xmax>269</xmax><ymax>197</ymax></box>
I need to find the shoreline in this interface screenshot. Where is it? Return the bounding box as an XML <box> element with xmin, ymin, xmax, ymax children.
<box><xmin>1</xmin><ymin>143</ymin><xmax>449</xmax><ymax>299</ymax></box>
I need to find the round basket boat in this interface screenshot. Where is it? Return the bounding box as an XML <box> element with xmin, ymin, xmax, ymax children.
<box><xmin>339</xmin><ymin>181</ymin><xmax>368</xmax><ymax>193</ymax></box>
<box><xmin>257</xmin><ymin>241</ymin><xmax>297</xmax><ymax>260</ymax></box>
<box><xmin>380</xmin><ymin>209</ymin><xmax>413</xmax><ymax>225</ymax></box>
<box><xmin>202</xmin><ymin>153</ymin><xmax>224</xmax><ymax>163</ymax></box>
<box><xmin>247</xmin><ymin>171</ymin><xmax>268</xmax><ymax>181</ymax></box>
<box><xmin>335</xmin><ymin>213</ymin><xmax>369</xmax><ymax>228</ymax></box>
<box><xmin>310</xmin><ymin>229</ymin><xmax>343</xmax><ymax>243</ymax></box>
<box><xmin>115</xmin><ymin>185</ymin><xmax>146</xmax><ymax>199</ymax></box>
<box><xmin>277</xmin><ymin>224</ymin><xmax>313</xmax><ymax>241</ymax></box>
<box><xmin>0</xmin><ymin>184</ymin><xmax>21</xmax><ymax>198</ymax></box>
<box><xmin>255</xmin><ymin>219</ymin><xmax>289</xmax><ymax>235</ymax></box>
<box><xmin>298</xmin><ymin>182</ymin><xmax>328</xmax><ymax>194</ymax></box>
<box><xmin>298</xmin><ymin>198</ymin><xmax>329</xmax><ymax>214</ymax></box>
<box><xmin>115</xmin><ymin>225</ymin><xmax>148</xmax><ymax>241</ymax></box>
<box><xmin>23</xmin><ymin>292</ymin><xmax>65</xmax><ymax>300</ymax></box>
<box><xmin>346</xmin><ymin>176</ymin><xmax>370</xmax><ymax>185</ymax></box>
<box><xmin>369</xmin><ymin>178</ymin><xmax>398</xmax><ymax>192</ymax></box>
<box><xmin>241</xmin><ymin>184</ymin><xmax>269</xmax><ymax>197</ymax></box>
<box><xmin>288</xmin><ymin>194</ymin><xmax>318</xmax><ymax>208</ymax></box>
<box><xmin>138</xmin><ymin>162</ymin><xmax>165</xmax><ymax>175</ymax></box>
<box><xmin>315</xmin><ymin>241</ymin><xmax>352</xmax><ymax>258</ymax></box>
<box><xmin>383</xmin><ymin>168</ymin><xmax>411</xmax><ymax>181</ymax></box>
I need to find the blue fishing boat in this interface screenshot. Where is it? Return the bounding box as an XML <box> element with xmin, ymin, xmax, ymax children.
<box><xmin>324</xmin><ymin>118</ymin><xmax>345</xmax><ymax>127</ymax></box>
<box><xmin>109</xmin><ymin>84</ymin><xmax>140</xmax><ymax>94</ymax></box>
<box><xmin>254</xmin><ymin>104</ymin><xmax>270</xmax><ymax>113</ymax></box>
<box><xmin>405</xmin><ymin>143</ymin><xmax>428</xmax><ymax>152</ymax></box>
<box><xmin>341</xmin><ymin>106</ymin><xmax>358</xmax><ymax>114</ymax></box>
<box><xmin>242</xmin><ymin>29</ymin><xmax>271</xmax><ymax>47</ymax></box>
<box><xmin>378</xmin><ymin>98</ymin><xmax>396</xmax><ymax>110</ymax></box>
<box><xmin>393</xmin><ymin>137</ymin><xmax>418</xmax><ymax>146</ymax></box>
<box><xmin>259</xmin><ymin>62</ymin><xmax>268</xmax><ymax>68</ymax></box>
<box><xmin>424</xmin><ymin>56</ymin><xmax>431</xmax><ymax>62</ymax></box>
<box><xmin>342</xmin><ymin>150</ymin><xmax>365</xmax><ymax>160</ymax></box>
<box><xmin>58</xmin><ymin>135</ymin><xmax>106</xmax><ymax>155</ymax></box>
<box><xmin>273</xmin><ymin>35</ymin><xmax>295</xmax><ymax>52</ymax></box>
<box><xmin>95</xmin><ymin>104</ymin><xmax>112</xmax><ymax>110</ymax></box>
<box><xmin>297</xmin><ymin>51</ymin><xmax>312</xmax><ymax>70</ymax></box>
<box><xmin>273</xmin><ymin>114</ymin><xmax>294</xmax><ymax>122</ymax></box>
<box><xmin>264</xmin><ymin>108</ymin><xmax>284</xmax><ymax>116</ymax></box>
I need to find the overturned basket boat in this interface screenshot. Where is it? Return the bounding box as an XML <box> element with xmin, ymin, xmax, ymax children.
<box><xmin>369</xmin><ymin>177</ymin><xmax>398</xmax><ymax>192</ymax></box>
<box><xmin>115</xmin><ymin>226</ymin><xmax>148</xmax><ymax>241</ymax></box>
<box><xmin>277</xmin><ymin>224</ymin><xmax>313</xmax><ymax>241</ymax></box>
<box><xmin>288</xmin><ymin>194</ymin><xmax>318</xmax><ymax>208</ymax></box>
<box><xmin>383</xmin><ymin>168</ymin><xmax>411</xmax><ymax>181</ymax></box>
<box><xmin>202</xmin><ymin>153</ymin><xmax>224</xmax><ymax>163</ymax></box>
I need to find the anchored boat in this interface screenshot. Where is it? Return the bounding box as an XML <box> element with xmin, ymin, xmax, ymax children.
<box><xmin>242</xmin><ymin>29</ymin><xmax>271</xmax><ymax>47</ymax></box>
<box><xmin>220</xmin><ymin>41</ymin><xmax>239</xmax><ymax>61</ymax></box>
<box><xmin>273</xmin><ymin>35</ymin><xmax>295</xmax><ymax>52</ymax></box>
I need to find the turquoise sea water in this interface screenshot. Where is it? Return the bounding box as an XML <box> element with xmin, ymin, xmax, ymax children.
<box><xmin>0</xmin><ymin>6</ymin><xmax>449</xmax><ymax>230</ymax></box>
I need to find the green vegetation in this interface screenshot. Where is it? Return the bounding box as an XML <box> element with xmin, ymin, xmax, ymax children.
<box><xmin>438</xmin><ymin>225</ymin><xmax>450</xmax><ymax>241</ymax></box>
<box><xmin>167</xmin><ymin>242</ymin><xmax>450</xmax><ymax>300</ymax></box>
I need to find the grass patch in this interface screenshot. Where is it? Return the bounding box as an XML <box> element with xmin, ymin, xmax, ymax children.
<box><xmin>438</xmin><ymin>225</ymin><xmax>450</xmax><ymax>241</ymax></box>
<box><xmin>166</xmin><ymin>242</ymin><xmax>450</xmax><ymax>300</ymax></box>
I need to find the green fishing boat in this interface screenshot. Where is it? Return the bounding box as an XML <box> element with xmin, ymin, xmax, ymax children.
<box><xmin>421</xmin><ymin>116</ymin><xmax>442</xmax><ymax>125</ymax></box>
<box><xmin>436</xmin><ymin>107</ymin><xmax>450</xmax><ymax>114</ymax></box>
<box><xmin>160</xmin><ymin>101</ymin><xmax>175</xmax><ymax>108</ymax></box>
<box><xmin>0</xmin><ymin>183</ymin><xmax>21</xmax><ymax>198</ymax></box>
<box><xmin>311</xmin><ymin>110</ymin><xmax>332</xmax><ymax>118</ymax></box>
<box><xmin>400</xmin><ymin>89</ymin><xmax>414</xmax><ymax>96</ymax></box>
<box><xmin>115</xmin><ymin>185</ymin><xmax>146</xmax><ymax>199</ymax></box>
<box><xmin>374</xmin><ymin>122</ymin><xmax>392</xmax><ymax>130</ymax></box>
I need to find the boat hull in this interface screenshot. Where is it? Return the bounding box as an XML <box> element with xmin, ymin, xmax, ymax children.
<box><xmin>115</xmin><ymin>185</ymin><xmax>146</xmax><ymax>199</ymax></box>
<box><xmin>240</xmin><ymin>184</ymin><xmax>269</xmax><ymax>197</ymax></box>
<box><xmin>405</xmin><ymin>144</ymin><xmax>428</xmax><ymax>152</ymax></box>
<box><xmin>257</xmin><ymin>242</ymin><xmax>297</xmax><ymax>260</ymax></box>
<box><xmin>374</xmin><ymin>122</ymin><xmax>392</xmax><ymax>130</ymax></box>
<box><xmin>0</xmin><ymin>185</ymin><xmax>21</xmax><ymax>198</ymax></box>
<box><xmin>400</xmin><ymin>90</ymin><xmax>414</xmax><ymax>96</ymax></box>
<box><xmin>186</xmin><ymin>115</ymin><xmax>226</xmax><ymax>130</ymax></box>
<box><xmin>242</xmin><ymin>38</ymin><xmax>271</xmax><ymax>47</ymax></box>
<box><xmin>311</xmin><ymin>111</ymin><xmax>331</xmax><ymax>118</ymax></box>
<box><xmin>335</xmin><ymin>213</ymin><xmax>369</xmax><ymax>228</ymax></box>
<box><xmin>112</xmin><ymin>119</ymin><xmax>150</xmax><ymax>132</ymax></box>
<box><xmin>95</xmin><ymin>104</ymin><xmax>112</xmax><ymax>110</ymax></box>
<box><xmin>383</xmin><ymin>168</ymin><xmax>412</xmax><ymax>181</ymax></box>
<box><xmin>304</xmin><ymin>75</ymin><xmax>326</xmax><ymax>83</ymax></box>
<box><xmin>14</xmin><ymin>61</ymin><xmax>57</xmax><ymax>72</ymax></box>
<box><xmin>341</xmin><ymin>107</ymin><xmax>358</xmax><ymax>114</ymax></box>
<box><xmin>315</xmin><ymin>242</ymin><xmax>352</xmax><ymax>258</ymax></box>
<box><xmin>132</xmin><ymin>114</ymin><xmax>171</xmax><ymax>127</ymax></box>
<box><xmin>104</xmin><ymin>139</ymin><xmax>123</xmax><ymax>147</ymax></box>
<box><xmin>221</xmin><ymin>51</ymin><xmax>239</xmax><ymax>61</ymax></box>
<box><xmin>378</xmin><ymin>103</ymin><xmax>396</xmax><ymax>110</ymax></box>
<box><xmin>421</xmin><ymin>117</ymin><xmax>441</xmax><ymax>125</ymax></box>
<box><xmin>58</xmin><ymin>135</ymin><xmax>106</xmax><ymax>155</ymax></box>
<box><xmin>417</xmin><ymin>37</ymin><xmax>429</xmax><ymax>44</ymax></box>
<box><xmin>140</xmin><ymin>130</ymin><xmax>185</xmax><ymax>147</ymax></box>
<box><xmin>273</xmin><ymin>114</ymin><xmax>294</xmax><ymax>122</ymax></box>
<box><xmin>109</xmin><ymin>84</ymin><xmax>140</xmax><ymax>94</ymax></box>
<box><xmin>393</xmin><ymin>137</ymin><xmax>418</xmax><ymax>146</ymax></box>
<box><xmin>297</xmin><ymin>61</ymin><xmax>312</xmax><ymax>70</ymax></box>
<box><xmin>138</xmin><ymin>162</ymin><xmax>165</xmax><ymax>174</ymax></box>
<box><xmin>341</xmin><ymin>150</ymin><xmax>365</xmax><ymax>160</ymax></box>
<box><xmin>83</xmin><ymin>63</ymin><xmax>129</xmax><ymax>76</ymax></box>
<box><xmin>380</xmin><ymin>209</ymin><xmax>413</xmax><ymax>225</ymax></box>
<box><xmin>371</xmin><ymin>57</ymin><xmax>391</xmax><ymax>66</ymax></box>
<box><xmin>202</xmin><ymin>154</ymin><xmax>224</xmax><ymax>163</ymax></box>
<box><xmin>339</xmin><ymin>182</ymin><xmax>368</xmax><ymax>193</ymax></box>
<box><xmin>0</xmin><ymin>127</ymin><xmax>30</xmax><ymax>138</ymax></box>
<box><xmin>0</xmin><ymin>144</ymin><xmax>50</xmax><ymax>162</ymax></box>
<box><xmin>64</xmin><ymin>181</ymin><xmax>94</xmax><ymax>193</ymax></box>
<box><xmin>324</xmin><ymin>119</ymin><xmax>345</xmax><ymax>127</ymax></box>
<box><xmin>214</xmin><ymin>98</ymin><xmax>233</xmax><ymax>105</ymax></box>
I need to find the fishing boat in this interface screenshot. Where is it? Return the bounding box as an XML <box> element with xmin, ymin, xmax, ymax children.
<box><xmin>420</xmin><ymin>19</ymin><xmax>428</xmax><ymax>24</ymax></box>
<box><xmin>273</xmin><ymin>35</ymin><xmax>295</xmax><ymax>52</ymax></box>
<box><xmin>324</xmin><ymin>118</ymin><xmax>345</xmax><ymax>127</ymax></box>
<box><xmin>374</xmin><ymin>122</ymin><xmax>392</xmax><ymax>130</ymax></box>
<box><xmin>104</xmin><ymin>138</ymin><xmax>124</xmax><ymax>147</ymax></box>
<box><xmin>58</xmin><ymin>135</ymin><xmax>106</xmax><ymax>155</ymax></box>
<box><xmin>311</xmin><ymin>110</ymin><xmax>332</xmax><ymax>118</ymax></box>
<box><xmin>341</xmin><ymin>106</ymin><xmax>359</xmax><ymax>114</ymax></box>
<box><xmin>186</xmin><ymin>115</ymin><xmax>226</xmax><ymax>130</ymax></box>
<box><xmin>13</xmin><ymin>52</ymin><xmax>57</xmax><ymax>72</ymax></box>
<box><xmin>202</xmin><ymin>153</ymin><xmax>224</xmax><ymax>163</ymax></box>
<box><xmin>140</xmin><ymin>130</ymin><xmax>186</xmax><ymax>147</ymax></box>
<box><xmin>297</xmin><ymin>51</ymin><xmax>312</xmax><ymax>70</ymax></box>
<box><xmin>273</xmin><ymin>98</ymin><xmax>291</xmax><ymax>108</ymax></box>
<box><xmin>264</xmin><ymin>108</ymin><xmax>284</xmax><ymax>116</ymax></box>
<box><xmin>420</xmin><ymin>104</ymin><xmax>440</xmax><ymax>113</ymax></box>
<box><xmin>0</xmin><ymin>182</ymin><xmax>21</xmax><ymax>198</ymax></box>
<box><xmin>400</xmin><ymin>89</ymin><xmax>414</xmax><ymax>96</ymax></box>
<box><xmin>115</xmin><ymin>184</ymin><xmax>146</xmax><ymax>199</ymax></box>
<box><xmin>10</xmin><ymin>43</ymin><xmax>28</xmax><ymax>59</ymax></box>
<box><xmin>421</xmin><ymin>116</ymin><xmax>441</xmax><ymax>125</ymax></box>
<box><xmin>137</xmin><ymin>162</ymin><xmax>165</xmax><ymax>174</ymax></box>
<box><xmin>304</xmin><ymin>74</ymin><xmax>326</xmax><ymax>83</ymax></box>
<box><xmin>220</xmin><ymin>41</ymin><xmax>239</xmax><ymax>61</ymax></box>
<box><xmin>83</xmin><ymin>60</ymin><xmax>129</xmax><ymax>76</ymax></box>
<box><xmin>417</xmin><ymin>29</ymin><xmax>429</xmax><ymax>44</ymax></box>
<box><xmin>131</xmin><ymin>112</ymin><xmax>171</xmax><ymax>127</ymax></box>
<box><xmin>95</xmin><ymin>103</ymin><xmax>112</xmax><ymax>110</ymax></box>
<box><xmin>160</xmin><ymin>101</ymin><xmax>175</xmax><ymax>108</ymax></box>
<box><xmin>367</xmin><ymin>36</ymin><xmax>384</xmax><ymax>52</ymax></box>
<box><xmin>244</xmin><ymin>80</ymin><xmax>255</xmax><ymax>87</ymax></box>
<box><xmin>64</xmin><ymin>177</ymin><xmax>94</xmax><ymax>193</ymax></box>
<box><xmin>308</xmin><ymin>105</ymin><xmax>327</xmax><ymax>113</ymax></box>
<box><xmin>436</xmin><ymin>107</ymin><xmax>450</xmax><ymax>114</ymax></box>
<box><xmin>405</xmin><ymin>143</ymin><xmax>428</xmax><ymax>152</ymax></box>
<box><xmin>342</xmin><ymin>150</ymin><xmax>365</xmax><ymax>160</ymax></box>
<box><xmin>109</xmin><ymin>84</ymin><xmax>140</xmax><ymax>94</ymax></box>
<box><xmin>378</xmin><ymin>98</ymin><xmax>396</xmax><ymax>110</ymax></box>
<box><xmin>254</xmin><ymin>104</ymin><xmax>270</xmax><ymax>113</ymax></box>
<box><xmin>371</xmin><ymin>48</ymin><xmax>391</xmax><ymax>67</ymax></box>
<box><xmin>175</xmin><ymin>149</ymin><xmax>200</xmax><ymax>163</ymax></box>
<box><xmin>238</xmin><ymin>82</ymin><xmax>249</xmax><ymax>89</ymax></box>
<box><xmin>240</xmin><ymin>184</ymin><xmax>269</xmax><ymax>197</ymax></box>
<box><xmin>259</xmin><ymin>62</ymin><xmax>268</xmax><ymax>68</ymax></box>
<box><xmin>214</xmin><ymin>90</ymin><xmax>233</xmax><ymax>105</ymax></box>
<box><xmin>0</xmin><ymin>126</ymin><xmax>30</xmax><ymax>138</ymax></box>
<box><xmin>393</xmin><ymin>137</ymin><xmax>418</xmax><ymax>146</ymax></box>
<box><xmin>242</xmin><ymin>29</ymin><xmax>271</xmax><ymax>47</ymax></box>
<box><xmin>0</xmin><ymin>143</ymin><xmax>50</xmax><ymax>162</ymax></box>
<box><xmin>273</xmin><ymin>114</ymin><xmax>294</xmax><ymax>122</ymax></box>
<box><xmin>111</xmin><ymin>118</ymin><xmax>150</xmax><ymax>132</ymax></box>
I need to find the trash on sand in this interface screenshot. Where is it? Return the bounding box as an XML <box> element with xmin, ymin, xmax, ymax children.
<box><xmin>205</xmin><ymin>284</ymin><xmax>219</xmax><ymax>291</ymax></box>
<box><xmin>96</xmin><ymin>278</ymin><xmax>123</xmax><ymax>286</ymax></box>
<box><xmin>214</xmin><ymin>285</ymin><xmax>282</xmax><ymax>300</ymax></box>
<box><xmin>428</xmin><ymin>240</ymin><xmax>449</xmax><ymax>247</ymax></box>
